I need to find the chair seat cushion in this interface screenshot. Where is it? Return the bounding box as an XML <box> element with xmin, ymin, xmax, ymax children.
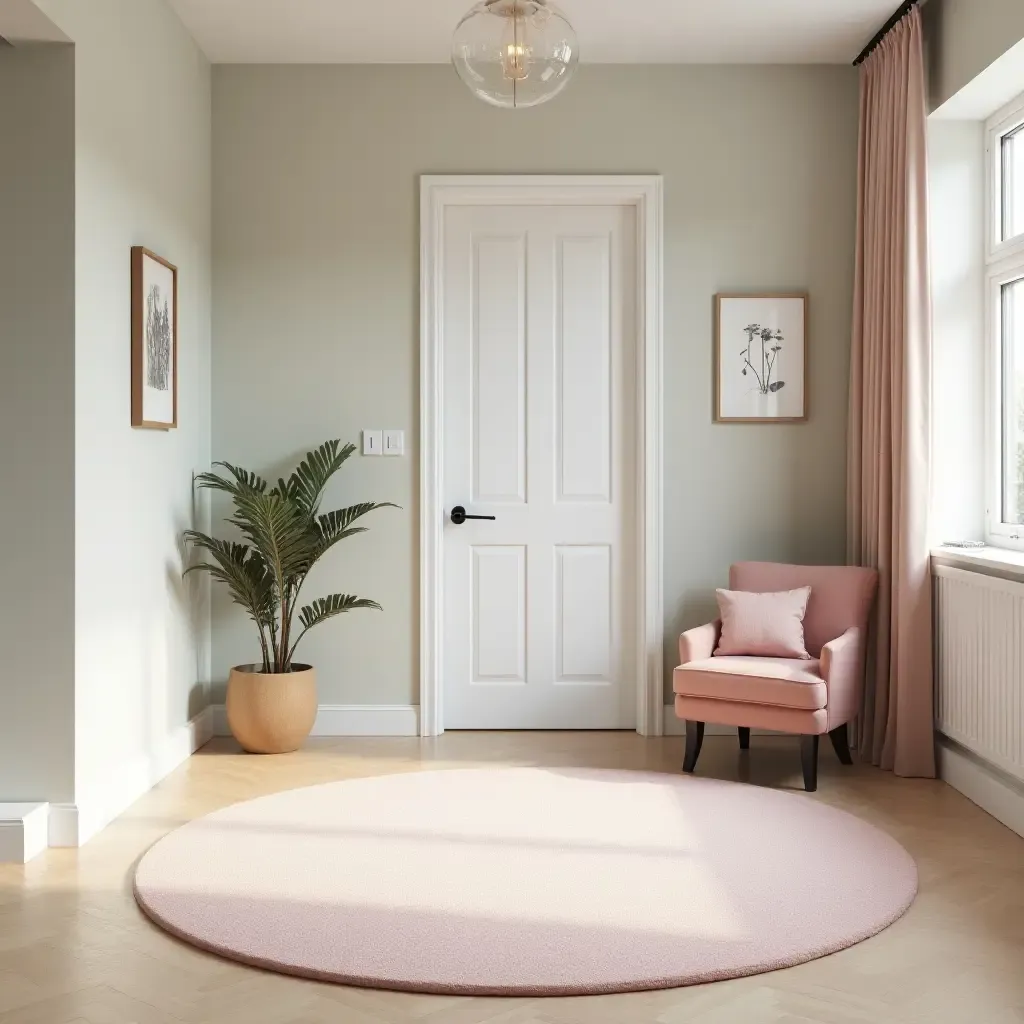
<box><xmin>673</xmin><ymin>656</ymin><xmax>826</xmax><ymax>711</ymax></box>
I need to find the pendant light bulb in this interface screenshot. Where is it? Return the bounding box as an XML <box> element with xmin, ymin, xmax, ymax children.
<box><xmin>502</xmin><ymin>11</ymin><xmax>530</xmax><ymax>81</ymax></box>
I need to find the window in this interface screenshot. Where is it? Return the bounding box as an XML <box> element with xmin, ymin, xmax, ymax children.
<box><xmin>1000</xmin><ymin>276</ymin><xmax>1024</xmax><ymax>527</ymax></box>
<box><xmin>1001</xmin><ymin>124</ymin><xmax>1024</xmax><ymax>243</ymax></box>
<box><xmin>987</xmin><ymin>93</ymin><xmax>1024</xmax><ymax>547</ymax></box>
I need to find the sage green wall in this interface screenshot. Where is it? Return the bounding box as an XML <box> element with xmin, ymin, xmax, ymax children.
<box><xmin>212</xmin><ymin>64</ymin><xmax>860</xmax><ymax>708</ymax></box>
<box><xmin>0</xmin><ymin>43</ymin><xmax>76</xmax><ymax>802</ymax></box>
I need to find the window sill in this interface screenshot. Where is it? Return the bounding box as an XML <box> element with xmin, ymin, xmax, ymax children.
<box><xmin>931</xmin><ymin>545</ymin><xmax>1024</xmax><ymax>583</ymax></box>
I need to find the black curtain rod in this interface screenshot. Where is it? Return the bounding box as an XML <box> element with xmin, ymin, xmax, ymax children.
<box><xmin>853</xmin><ymin>0</ymin><xmax>920</xmax><ymax>66</ymax></box>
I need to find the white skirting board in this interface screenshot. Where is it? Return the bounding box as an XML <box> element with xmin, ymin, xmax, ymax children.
<box><xmin>0</xmin><ymin>803</ymin><xmax>49</xmax><ymax>864</ymax></box>
<box><xmin>938</xmin><ymin>735</ymin><xmax>1024</xmax><ymax>840</ymax></box>
<box><xmin>210</xmin><ymin>704</ymin><xmax>421</xmax><ymax>738</ymax></box>
<box><xmin>49</xmin><ymin>706</ymin><xmax>215</xmax><ymax>848</ymax></box>
<box><xmin>211</xmin><ymin>704</ymin><xmax>771</xmax><ymax>739</ymax></box>
<box><xmin>210</xmin><ymin>705</ymin><xmax>737</xmax><ymax>739</ymax></box>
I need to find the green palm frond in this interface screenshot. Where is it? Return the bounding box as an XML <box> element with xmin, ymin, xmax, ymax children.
<box><xmin>230</xmin><ymin>491</ymin><xmax>314</xmax><ymax>593</ymax></box>
<box><xmin>184</xmin><ymin>532</ymin><xmax>276</xmax><ymax>670</ymax></box>
<box><xmin>195</xmin><ymin>462</ymin><xmax>268</xmax><ymax>497</ymax></box>
<box><xmin>288</xmin><ymin>593</ymin><xmax>382</xmax><ymax>662</ymax></box>
<box><xmin>314</xmin><ymin>502</ymin><xmax>400</xmax><ymax>558</ymax></box>
<box><xmin>298</xmin><ymin>594</ymin><xmax>382</xmax><ymax>630</ymax></box>
<box><xmin>183</xmin><ymin>534</ymin><xmax>274</xmax><ymax>621</ymax></box>
<box><xmin>278</xmin><ymin>440</ymin><xmax>357</xmax><ymax>514</ymax></box>
<box><xmin>272</xmin><ymin>476</ymin><xmax>299</xmax><ymax>503</ymax></box>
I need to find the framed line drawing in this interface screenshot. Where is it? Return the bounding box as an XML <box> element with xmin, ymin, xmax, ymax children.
<box><xmin>131</xmin><ymin>246</ymin><xmax>178</xmax><ymax>429</ymax></box>
<box><xmin>714</xmin><ymin>293</ymin><xmax>808</xmax><ymax>423</ymax></box>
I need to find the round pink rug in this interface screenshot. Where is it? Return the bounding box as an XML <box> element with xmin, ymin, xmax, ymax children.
<box><xmin>134</xmin><ymin>768</ymin><xmax>917</xmax><ymax>995</ymax></box>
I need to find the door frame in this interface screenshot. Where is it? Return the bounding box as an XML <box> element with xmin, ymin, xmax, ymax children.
<box><xmin>419</xmin><ymin>175</ymin><xmax>664</xmax><ymax>737</ymax></box>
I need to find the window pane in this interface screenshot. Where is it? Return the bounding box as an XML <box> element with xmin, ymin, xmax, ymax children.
<box><xmin>1002</xmin><ymin>124</ymin><xmax>1024</xmax><ymax>241</ymax></box>
<box><xmin>1002</xmin><ymin>277</ymin><xmax>1024</xmax><ymax>525</ymax></box>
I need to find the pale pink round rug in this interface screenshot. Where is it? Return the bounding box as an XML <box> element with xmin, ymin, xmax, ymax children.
<box><xmin>134</xmin><ymin>768</ymin><xmax>917</xmax><ymax>995</ymax></box>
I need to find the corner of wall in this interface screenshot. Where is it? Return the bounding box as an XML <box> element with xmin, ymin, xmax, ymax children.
<box><xmin>60</xmin><ymin>706</ymin><xmax>214</xmax><ymax>847</ymax></box>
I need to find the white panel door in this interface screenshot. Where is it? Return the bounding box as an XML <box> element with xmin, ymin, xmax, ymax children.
<box><xmin>442</xmin><ymin>204</ymin><xmax>637</xmax><ymax>729</ymax></box>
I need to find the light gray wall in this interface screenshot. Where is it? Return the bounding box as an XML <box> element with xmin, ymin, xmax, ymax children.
<box><xmin>212</xmin><ymin>64</ymin><xmax>860</xmax><ymax>707</ymax></box>
<box><xmin>925</xmin><ymin>0</ymin><xmax>1024</xmax><ymax>110</ymax></box>
<box><xmin>0</xmin><ymin>43</ymin><xmax>76</xmax><ymax>802</ymax></box>
<box><xmin>35</xmin><ymin>0</ymin><xmax>212</xmax><ymax>809</ymax></box>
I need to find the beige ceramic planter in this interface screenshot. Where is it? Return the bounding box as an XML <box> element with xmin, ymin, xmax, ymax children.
<box><xmin>226</xmin><ymin>664</ymin><xmax>317</xmax><ymax>754</ymax></box>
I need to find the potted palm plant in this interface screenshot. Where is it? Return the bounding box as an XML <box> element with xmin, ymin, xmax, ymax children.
<box><xmin>185</xmin><ymin>440</ymin><xmax>395</xmax><ymax>753</ymax></box>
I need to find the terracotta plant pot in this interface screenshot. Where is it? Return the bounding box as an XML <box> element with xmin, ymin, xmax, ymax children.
<box><xmin>226</xmin><ymin>664</ymin><xmax>317</xmax><ymax>754</ymax></box>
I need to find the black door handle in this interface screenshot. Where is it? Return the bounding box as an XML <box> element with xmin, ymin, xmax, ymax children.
<box><xmin>451</xmin><ymin>505</ymin><xmax>497</xmax><ymax>525</ymax></box>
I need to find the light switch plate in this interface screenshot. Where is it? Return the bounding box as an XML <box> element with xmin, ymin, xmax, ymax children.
<box><xmin>362</xmin><ymin>430</ymin><xmax>383</xmax><ymax>456</ymax></box>
<box><xmin>384</xmin><ymin>430</ymin><xmax>405</xmax><ymax>456</ymax></box>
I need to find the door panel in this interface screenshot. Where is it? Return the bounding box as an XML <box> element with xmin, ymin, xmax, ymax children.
<box><xmin>472</xmin><ymin>236</ymin><xmax>527</xmax><ymax>505</ymax></box>
<box><xmin>471</xmin><ymin>546</ymin><xmax>527</xmax><ymax>684</ymax></box>
<box><xmin>443</xmin><ymin>204</ymin><xmax>636</xmax><ymax>729</ymax></box>
<box><xmin>556</xmin><ymin>235</ymin><xmax>612</xmax><ymax>503</ymax></box>
<box><xmin>555</xmin><ymin>545</ymin><xmax>612</xmax><ymax>683</ymax></box>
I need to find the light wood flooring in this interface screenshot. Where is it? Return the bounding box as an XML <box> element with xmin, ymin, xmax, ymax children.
<box><xmin>0</xmin><ymin>732</ymin><xmax>1022</xmax><ymax>1024</ymax></box>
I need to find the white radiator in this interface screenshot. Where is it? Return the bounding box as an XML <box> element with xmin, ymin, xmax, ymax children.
<box><xmin>934</xmin><ymin>565</ymin><xmax>1024</xmax><ymax>784</ymax></box>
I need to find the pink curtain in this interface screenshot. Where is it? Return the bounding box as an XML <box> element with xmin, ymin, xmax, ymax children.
<box><xmin>848</xmin><ymin>5</ymin><xmax>935</xmax><ymax>778</ymax></box>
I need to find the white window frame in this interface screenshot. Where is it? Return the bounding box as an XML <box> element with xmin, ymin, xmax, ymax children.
<box><xmin>985</xmin><ymin>91</ymin><xmax>1024</xmax><ymax>549</ymax></box>
<box><xmin>986</xmin><ymin>92</ymin><xmax>1024</xmax><ymax>263</ymax></box>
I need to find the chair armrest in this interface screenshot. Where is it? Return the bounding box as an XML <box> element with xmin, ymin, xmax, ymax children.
<box><xmin>679</xmin><ymin>621</ymin><xmax>721</xmax><ymax>665</ymax></box>
<box><xmin>821</xmin><ymin>627</ymin><xmax>864</xmax><ymax>687</ymax></box>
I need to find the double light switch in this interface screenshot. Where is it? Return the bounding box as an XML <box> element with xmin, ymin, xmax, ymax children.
<box><xmin>362</xmin><ymin>430</ymin><xmax>404</xmax><ymax>456</ymax></box>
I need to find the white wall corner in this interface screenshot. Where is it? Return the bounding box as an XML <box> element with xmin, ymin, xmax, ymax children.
<box><xmin>938</xmin><ymin>736</ymin><xmax>1024</xmax><ymax>840</ymax></box>
<box><xmin>47</xmin><ymin>803</ymin><xmax>79</xmax><ymax>849</ymax></box>
<box><xmin>52</xmin><ymin>706</ymin><xmax>214</xmax><ymax>848</ymax></box>
<box><xmin>211</xmin><ymin>704</ymin><xmax>420</xmax><ymax>738</ymax></box>
<box><xmin>0</xmin><ymin>803</ymin><xmax>49</xmax><ymax>863</ymax></box>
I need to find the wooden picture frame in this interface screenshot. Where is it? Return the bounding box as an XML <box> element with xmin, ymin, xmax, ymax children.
<box><xmin>714</xmin><ymin>293</ymin><xmax>808</xmax><ymax>423</ymax></box>
<box><xmin>131</xmin><ymin>246</ymin><xmax>178</xmax><ymax>429</ymax></box>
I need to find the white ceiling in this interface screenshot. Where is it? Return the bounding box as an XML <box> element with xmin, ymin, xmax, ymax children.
<box><xmin>167</xmin><ymin>0</ymin><xmax>899</xmax><ymax>65</ymax></box>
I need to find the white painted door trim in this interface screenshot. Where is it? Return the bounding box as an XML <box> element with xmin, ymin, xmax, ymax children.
<box><xmin>420</xmin><ymin>175</ymin><xmax>664</xmax><ymax>737</ymax></box>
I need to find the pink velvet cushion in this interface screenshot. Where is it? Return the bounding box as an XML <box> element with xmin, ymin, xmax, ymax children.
<box><xmin>714</xmin><ymin>587</ymin><xmax>812</xmax><ymax>660</ymax></box>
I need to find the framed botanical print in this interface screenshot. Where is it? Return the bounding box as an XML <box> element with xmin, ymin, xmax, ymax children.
<box><xmin>131</xmin><ymin>246</ymin><xmax>178</xmax><ymax>429</ymax></box>
<box><xmin>714</xmin><ymin>293</ymin><xmax>808</xmax><ymax>423</ymax></box>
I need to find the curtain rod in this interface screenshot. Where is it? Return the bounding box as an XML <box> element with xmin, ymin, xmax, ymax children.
<box><xmin>853</xmin><ymin>0</ymin><xmax>920</xmax><ymax>66</ymax></box>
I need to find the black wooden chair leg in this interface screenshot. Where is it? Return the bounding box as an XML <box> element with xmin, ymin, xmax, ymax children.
<box><xmin>800</xmin><ymin>735</ymin><xmax>820</xmax><ymax>792</ymax></box>
<box><xmin>829</xmin><ymin>724</ymin><xmax>854</xmax><ymax>765</ymax></box>
<box><xmin>738</xmin><ymin>726</ymin><xmax>751</xmax><ymax>750</ymax></box>
<box><xmin>683</xmin><ymin>721</ymin><xmax>705</xmax><ymax>773</ymax></box>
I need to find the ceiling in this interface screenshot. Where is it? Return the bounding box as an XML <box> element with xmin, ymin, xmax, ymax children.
<box><xmin>166</xmin><ymin>0</ymin><xmax>899</xmax><ymax>65</ymax></box>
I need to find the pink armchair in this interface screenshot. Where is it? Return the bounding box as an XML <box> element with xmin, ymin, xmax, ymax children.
<box><xmin>673</xmin><ymin>562</ymin><xmax>879</xmax><ymax>792</ymax></box>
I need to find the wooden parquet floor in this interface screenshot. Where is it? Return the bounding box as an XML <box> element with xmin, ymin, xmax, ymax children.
<box><xmin>0</xmin><ymin>732</ymin><xmax>1022</xmax><ymax>1024</ymax></box>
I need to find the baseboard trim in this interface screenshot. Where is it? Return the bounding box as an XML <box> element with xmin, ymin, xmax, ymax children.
<box><xmin>50</xmin><ymin>706</ymin><xmax>215</xmax><ymax>848</ymax></box>
<box><xmin>0</xmin><ymin>803</ymin><xmax>49</xmax><ymax>863</ymax></box>
<box><xmin>938</xmin><ymin>735</ymin><xmax>1024</xmax><ymax>840</ymax></box>
<box><xmin>210</xmin><ymin>703</ymin><xmax>420</xmax><ymax>738</ymax></box>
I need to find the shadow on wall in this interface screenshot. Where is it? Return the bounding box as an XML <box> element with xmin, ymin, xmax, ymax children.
<box><xmin>923</xmin><ymin>0</ymin><xmax>946</xmax><ymax>112</ymax></box>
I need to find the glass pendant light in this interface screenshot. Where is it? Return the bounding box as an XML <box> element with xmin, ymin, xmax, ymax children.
<box><xmin>452</xmin><ymin>0</ymin><xmax>579</xmax><ymax>109</ymax></box>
